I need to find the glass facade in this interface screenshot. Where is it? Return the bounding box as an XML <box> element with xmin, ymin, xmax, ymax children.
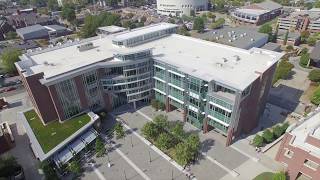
<box><xmin>55</xmin><ymin>79</ymin><xmax>81</xmax><ymax>119</ymax></box>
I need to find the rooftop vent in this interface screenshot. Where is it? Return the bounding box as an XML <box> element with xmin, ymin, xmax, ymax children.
<box><xmin>44</xmin><ymin>61</ymin><xmax>49</xmax><ymax>65</ymax></box>
<box><xmin>244</xmin><ymin>33</ymin><xmax>247</xmax><ymax>36</ymax></box>
<box><xmin>251</xmin><ymin>38</ymin><xmax>255</xmax><ymax>41</ymax></box>
<box><xmin>223</xmin><ymin>58</ymin><xmax>228</xmax><ymax>63</ymax></box>
<box><xmin>220</xmin><ymin>35</ymin><xmax>224</xmax><ymax>38</ymax></box>
<box><xmin>234</xmin><ymin>55</ymin><xmax>241</xmax><ymax>61</ymax></box>
<box><xmin>77</xmin><ymin>42</ymin><xmax>94</xmax><ymax>52</ymax></box>
<box><xmin>229</xmin><ymin>39</ymin><xmax>232</xmax><ymax>42</ymax></box>
<box><xmin>216</xmin><ymin>37</ymin><xmax>219</xmax><ymax>40</ymax></box>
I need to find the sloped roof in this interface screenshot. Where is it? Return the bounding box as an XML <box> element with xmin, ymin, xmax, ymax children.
<box><xmin>310</xmin><ymin>42</ymin><xmax>320</xmax><ymax>61</ymax></box>
<box><xmin>257</xmin><ymin>0</ymin><xmax>282</xmax><ymax>11</ymax></box>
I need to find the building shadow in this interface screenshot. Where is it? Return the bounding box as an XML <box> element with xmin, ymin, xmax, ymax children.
<box><xmin>200</xmin><ymin>139</ymin><xmax>215</xmax><ymax>154</ymax></box>
<box><xmin>8</xmin><ymin>101</ymin><xmax>22</xmax><ymax>108</ymax></box>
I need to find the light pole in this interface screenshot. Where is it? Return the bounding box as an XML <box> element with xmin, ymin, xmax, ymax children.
<box><xmin>148</xmin><ymin>150</ymin><xmax>152</xmax><ymax>163</ymax></box>
<box><xmin>130</xmin><ymin>136</ymin><xmax>133</xmax><ymax>148</ymax></box>
<box><xmin>107</xmin><ymin>152</ymin><xmax>111</xmax><ymax>168</ymax></box>
<box><xmin>171</xmin><ymin>169</ymin><xmax>174</xmax><ymax>180</ymax></box>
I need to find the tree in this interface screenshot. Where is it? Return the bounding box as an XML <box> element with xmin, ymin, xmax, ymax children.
<box><xmin>209</xmin><ymin>18</ymin><xmax>225</xmax><ymax>29</ymax></box>
<box><xmin>154</xmin><ymin>114</ymin><xmax>169</xmax><ymax>130</ymax></box>
<box><xmin>259</xmin><ymin>23</ymin><xmax>273</xmax><ymax>34</ymax></box>
<box><xmin>307</xmin><ymin>37</ymin><xmax>317</xmax><ymax>46</ymax></box>
<box><xmin>174</xmin><ymin>143</ymin><xmax>192</xmax><ymax>166</ymax></box>
<box><xmin>0</xmin><ymin>156</ymin><xmax>22</xmax><ymax>178</ymax></box>
<box><xmin>193</xmin><ymin>17</ymin><xmax>205</xmax><ymax>33</ymax></box>
<box><xmin>286</xmin><ymin>45</ymin><xmax>293</xmax><ymax>52</ymax></box>
<box><xmin>281</xmin><ymin>122</ymin><xmax>289</xmax><ymax>133</ymax></box>
<box><xmin>259</xmin><ymin>23</ymin><xmax>273</xmax><ymax>41</ymax></box>
<box><xmin>171</xmin><ymin>123</ymin><xmax>186</xmax><ymax>139</ymax></box>
<box><xmin>207</xmin><ymin>12</ymin><xmax>216</xmax><ymax>21</ymax></box>
<box><xmin>283</xmin><ymin>30</ymin><xmax>289</xmax><ymax>45</ymax></box>
<box><xmin>168</xmin><ymin>18</ymin><xmax>175</xmax><ymax>24</ymax></box>
<box><xmin>95</xmin><ymin>137</ymin><xmax>106</xmax><ymax>157</ymax></box>
<box><xmin>262</xmin><ymin>129</ymin><xmax>274</xmax><ymax>143</ymax></box>
<box><xmin>142</xmin><ymin>122</ymin><xmax>160</xmax><ymax>141</ymax></box>
<box><xmin>114</xmin><ymin>122</ymin><xmax>125</xmax><ymax>139</ymax></box>
<box><xmin>272</xmin><ymin>59</ymin><xmax>294</xmax><ymax>84</ymax></box>
<box><xmin>68</xmin><ymin>160</ymin><xmax>82</xmax><ymax>174</ymax></box>
<box><xmin>300</xmin><ymin>47</ymin><xmax>308</xmax><ymax>55</ymax></box>
<box><xmin>40</xmin><ymin>161</ymin><xmax>59</xmax><ymax>180</ymax></box>
<box><xmin>61</xmin><ymin>4</ymin><xmax>76</xmax><ymax>24</ymax></box>
<box><xmin>301</xmin><ymin>31</ymin><xmax>310</xmax><ymax>43</ymax></box>
<box><xmin>253</xmin><ymin>134</ymin><xmax>264</xmax><ymax>147</ymax></box>
<box><xmin>1</xmin><ymin>48</ymin><xmax>21</xmax><ymax>74</ymax></box>
<box><xmin>186</xmin><ymin>134</ymin><xmax>200</xmax><ymax>159</ymax></box>
<box><xmin>48</xmin><ymin>0</ymin><xmax>59</xmax><ymax>11</ymax></box>
<box><xmin>5</xmin><ymin>31</ymin><xmax>17</xmax><ymax>40</ymax></box>
<box><xmin>177</xmin><ymin>25</ymin><xmax>191</xmax><ymax>36</ymax></box>
<box><xmin>272</xmin><ymin>23</ymin><xmax>279</xmax><ymax>42</ymax></box>
<box><xmin>156</xmin><ymin>133</ymin><xmax>174</xmax><ymax>151</ymax></box>
<box><xmin>308</xmin><ymin>69</ymin><xmax>320</xmax><ymax>82</ymax></box>
<box><xmin>312</xmin><ymin>86</ymin><xmax>320</xmax><ymax>105</ymax></box>
<box><xmin>273</xmin><ymin>125</ymin><xmax>283</xmax><ymax>139</ymax></box>
<box><xmin>273</xmin><ymin>171</ymin><xmax>286</xmax><ymax>180</ymax></box>
<box><xmin>315</xmin><ymin>0</ymin><xmax>320</xmax><ymax>8</ymax></box>
<box><xmin>299</xmin><ymin>53</ymin><xmax>310</xmax><ymax>68</ymax></box>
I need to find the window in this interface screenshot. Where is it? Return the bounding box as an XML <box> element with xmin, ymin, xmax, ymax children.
<box><xmin>284</xmin><ymin>149</ymin><xmax>294</xmax><ymax>158</ymax></box>
<box><xmin>304</xmin><ymin>159</ymin><xmax>319</xmax><ymax>170</ymax></box>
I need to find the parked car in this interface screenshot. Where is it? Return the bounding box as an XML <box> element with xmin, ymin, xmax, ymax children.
<box><xmin>4</xmin><ymin>87</ymin><xmax>16</xmax><ymax>92</ymax></box>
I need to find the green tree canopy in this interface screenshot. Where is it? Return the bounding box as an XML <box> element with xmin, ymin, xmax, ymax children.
<box><xmin>186</xmin><ymin>134</ymin><xmax>200</xmax><ymax>159</ymax></box>
<box><xmin>262</xmin><ymin>129</ymin><xmax>274</xmax><ymax>143</ymax></box>
<box><xmin>142</xmin><ymin>122</ymin><xmax>160</xmax><ymax>141</ymax></box>
<box><xmin>68</xmin><ymin>160</ymin><xmax>82</xmax><ymax>174</ymax></box>
<box><xmin>253</xmin><ymin>134</ymin><xmax>264</xmax><ymax>147</ymax></box>
<box><xmin>174</xmin><ymin>142</ymin><xmax>193</xmax><ymax>166</ymax></box>
<box><xmin>171</xmin><ymin>123</ymin><xmax>186</xmax><ymax>139</ymax></box>
<box><xmin>0</xmin><ymin>156</ymin><xmax>22</xmax><ymax>178</ymax></box>
<box><xmin>272</xmin><ymin>59</ymin><xmax>294</xmax><ymax>84</ymax></box>
<box><xmin>311</xmin><ymin>86</ymin><xmax>320</xmax><ymax>105</ymax></box>
<box><xmin>315</xmin><ymin>0</ymin><xmax>320</xmax><ymax>8</ymax></box>
<box><xmin>154</xmin><ymin>115</ymin><xmax>169</xmax><ymax>130</ymax></box>
<box><xmin>272</xmin><ymin>171</ymin><xmax>286</xmax><ymax>180</ymax></box>
<box><xmin>95</xmin><ymin>137</ymin><xmax>106</xmax><ymax>157</ymax></box>
<box><xmin>40</xmin><ymin>161</ymin><xmax>59</xmax><ymax>180</ymax></box>
<box><xmin>308</xmin><ymin>69</ymin><xmax>320</xmax><ymax>82</ymax></box>
<box><xmin>209</xmin><ymin>18</ymin><xmax>225</xmax><ymax>29</ymax></box>
<box><xmin>1</xmin><ymin>48</ymin><xmax>21</xmax><ymax>74</ymax></box>
<box><xmin>156</xmin><ymin>133</ymin><xmax>174</xmax><ymax>151</ymax></box>
<box><xmin>307</xmin><ymin>37</ymin><xmax>317</xmax><ymax>46</ymax></box>
<box><xmin>299</xmin><ymin>53</ymin><xmax>310</xmax><ymax>68</ymax></box>
<box><xmin>48</xmin><ymin>0</ymin><xmax>59</xmax><ymax>11</ymax></box>
<box><xmin>114</xmin><ymin>122</ymin><xmax>125</xmax><ymax>139</ymax></box>
<box><xmin>61</xmin><ymin>4</ymin><xmax>76</xmax><ymax>23</ymax></box>
<box><xmin>193</xmin><ymin>17</ymin><xmax>205</xmax><ymax>33</ymax></box>
<box><xmin>259</xmin><ymin>23</ymin><xmax>273</xmax><ymax>34</ymax></box>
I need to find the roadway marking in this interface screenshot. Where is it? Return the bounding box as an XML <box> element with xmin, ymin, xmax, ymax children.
<box><xmin>109</xmin><ymin>113</ymin><xmax>196</xmax><ymax>180</ymax></box>
<box><xmin>135</xmin><ymin>110</ymin><xmax>239</xmax><ymax>177</ymax></box>
<box><xmin>91</xmin><ymin>164</ymin><xmax>107</xmax><ymax>180</ymax></box>
<box><xmin>101</xmin><ymin>133</ymin><xmax>151</xmax><ymax>180</ymax></box>
<box><xmin>115</xmin><ymin>148</ymin><xmax>151</xmax><ymax>180</ymax></box>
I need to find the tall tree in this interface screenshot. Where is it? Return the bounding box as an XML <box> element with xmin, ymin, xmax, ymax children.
<box><xmin>114</xmin><ymin>122</ymin><xmax>125</xmax><ymax>139</ymax></box>
<box><xmin>61</xmin><ymin>4</ymin><xmax>76</xmax><ymax>24</ymax></box>
<box><xmin>193</xmin><ymin>17</ymin><xmax>205</xmax><ymax>33</ymax></box>
<box><xmin>95</xmin><ymin>137</ymin><xmax>106</xmax><ymax>157</ymax></box>
<box><xmin>1</xmin><ymin>48</ymin><xmax>21</xmax><ymax>74</ymax></box>
<box><xmin>48</xmin><ymin>0</ymin><xmax>59</xmax><ymax>11</ymax></box>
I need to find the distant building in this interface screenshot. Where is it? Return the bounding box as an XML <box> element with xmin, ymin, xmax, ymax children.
<box><xmin>7</xmin><ymin>12</ymin><xmax>56</xmax><ymax>29</ymax></box>
<box><xmin>156</xmin><ymin>0</ymin><xmax>208</xmax><ymax>16</ymax></box>
<box><xmin>231</xmin><ymin>0</ymin><xmax>283</xmax><ymax>25</ymax></box>
<box><xmin>195</xmin><ymin>26</ymin><xmax>269</xmax><ymax>50</ymax></box>
<box><xmin>97</xmin><ymin>25</ymin><xmax>126</xmax><ymax>35</ymax></box>
<box><xmin>278</xmin><ymin>8</ymin><xmax>320</xmax><ymax>33</ymax></box>
<box><xmin>16</xmin><ymin>24</ymin><xmax>71</xmax><ymax>40</ymax></box>
<box><xmin>276</xmin><ymin>30</ymin><xmax>301</xmax><ymax>46</ymax></box>
<box><xmin>0</xmin><ymin>18</ymin><xmax>14</xmax><ymax>40</ymax></box>
<box><xmin>276</xmin><ymin>109</ymin><xmax>320</xmax><ymax>180</ymax></box>
<box><xmin>309</xmin><ymin>42</ymin><xmax>320</xmax><ymax>67</ymax></box>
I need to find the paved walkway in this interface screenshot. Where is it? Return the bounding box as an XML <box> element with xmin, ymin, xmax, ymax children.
<box><xmin>113</xmin><ymin>104</ymin><xmax>277</xmax><ymax>180</ymax></box>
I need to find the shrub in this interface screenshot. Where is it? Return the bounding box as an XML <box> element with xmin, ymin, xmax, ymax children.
<box><xmin>286</xmin><ymin>45</ymin><xmax>293</xmax><ymax>51</ymax></box>
<box><xmin>156</xmin><ymin>133</ymin><xmax>174</xmax><ymax>151</ymax></box>
<box><xmin>262</xmin><ymin>129</ymin><xmax>274</xmax><ymax>143</ymax></box>
<box><xmin>142</xmin><ymin>122</ymin><xmax>160</xmax><ymax>141</ymax></box>
<box><xmin>272</xmin><ymin>59</ymin><xmax>294</xmax><ymax>84</ymax></box>
<box><xmin>299</xmin><ymin>53</ymin><xmax>310</xmax><ymax>67</ymax></box>
<box><xmin>159</xmin><ymin>102</ymin><xmax>166</xmax><ymax>111</ymax></box>
<box><xmin>311</xmin><ymin>86</ymin><xmax>320</xmax><ymax>105</ymax></box>
<box><xmin>273</xmin><ymin>125</ymin><xmax>283</xmax><ymax>138</ymax></box>
<box><xmin>281</xmin><ymin>122</ymin><xmax>289</xmax><ymax>133</ymax></box>
<box><xmin>272</xmin><ymin>171</ymin><xmax>286</xmax><ymax>180</ymax></box>
<box><xmin>308</xmin><ymin>69</ymin><xmax>320</xmax><ymax>82</ymax></box>
<box><xmin>209</xmin><ymin>18</ymin><xmax>225</xmax><ymax>29</ymax></box>
<box><xmin>307</xmin><ymin>37</ymin><xmax>317</xmax><ymax>46</ymax></box>
<box><xmin>300</xmin><ymin>47</ymin><xmax>308</xmax><ymax>55</ymax></box>
<box><xmin>253</xmin><ymin>134</ymin><xmax>264</xmax><ymax>147</ymax></box>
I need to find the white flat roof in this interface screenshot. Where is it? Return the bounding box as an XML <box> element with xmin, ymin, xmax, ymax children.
<box><xmin>20</xmin><ymin>24</ymin><xmax>283</xmax><ymax>90</ymax></box>
<box><xmin>111</xmin><ymin>22</ymin><xmax>178</xmax><ymax>41</ymax></box>
<box><xmin>289</xmin><ymin>109</ymin><xmax>320</xmax><ymax>157</ymax></box>
<box><xmin>98</xmin><ymin>25</ymin><xmax>126</xmax><ymax>33</ymax></box>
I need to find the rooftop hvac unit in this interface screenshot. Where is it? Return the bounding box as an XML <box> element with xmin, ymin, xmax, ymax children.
<box><xmin>216</xmin><ymin>37</ymin><xmax>219</xmax><ymax>40</ymax></box>
<box><xmin>229</xmin><ymin>39</ymin><xmax>232</xmax><ymax>42</ymax></box>
<box><xmin>220</xmin><ymin>35</ymin><xmax>224</xmax><ymax>38</ymax></box>
<box><xmin>77</xmin><ymin>42</ymin><xmax>94</xmax><ymax>52</ymax></box>
<box><xmin>251</xmin><ymin>38</ymin><xmax>254</xmax><ymax>41</ymax></box>
<box><xmin>244</xmin><ymin>33</ymin><xmax>247</xmax><ymax>36</ymax></box>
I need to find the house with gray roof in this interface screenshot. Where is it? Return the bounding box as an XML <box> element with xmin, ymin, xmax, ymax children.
<box><xmin>16</xmin><ymin>24</ymin><xmax>71</xmax><ymax>40</ymax></box>
<box><xmin>310</xmin><ymin>42</ymin><xmax>320</xmax><ymax>67</ymax></box>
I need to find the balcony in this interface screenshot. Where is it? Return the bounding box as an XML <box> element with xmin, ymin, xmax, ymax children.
<box><xmin>207</xmin><ymin>109</ymin><xmax>231</xmax><ymax>124</ymax></box>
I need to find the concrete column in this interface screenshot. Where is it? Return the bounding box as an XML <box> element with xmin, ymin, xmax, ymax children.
<box><xmin>203</xmin><ymin>117</ymin><xmax>208</xmax><ymax>133</ymax></box>
<box><xmin>133</xmin><ymin>101</ymin><xmax>136</xmax><ymax>110</ymax></box>
<box><xmin>165</xmin><ymin>97</ymin><xmax>170</xmax><ymax>112</ymax></box>
<box><xmin>225</xmin><ymin>128</ymin><xmax>234</xmax><ymax>146</ymax></box>
<box><xmin>182</xmin><ymin>107</ymin><xmax>187</xmax><ymax>122</ymax></box>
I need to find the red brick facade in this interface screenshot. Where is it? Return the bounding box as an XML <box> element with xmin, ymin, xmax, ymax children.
<box><xmin>276</xmin><ymin>133</ymin><xmax>320</xmax><ymax>179</ymax></box>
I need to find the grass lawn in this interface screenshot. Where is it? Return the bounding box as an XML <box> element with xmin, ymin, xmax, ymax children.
<box><xmin>24</xmin><ymin>110</ymin><xmax>91</xmax><ymax>153</ymax></box>
<box><xmin>254</xmin><ymin>172</ymin><xmax>275</xmax><ymax>180</ymax></box>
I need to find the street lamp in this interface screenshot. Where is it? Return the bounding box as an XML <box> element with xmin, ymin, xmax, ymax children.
<box><xmin>107</xmin><ymin>152</ymin><xmax>111</xmax><ymax>168</ymax></box>
<box><xmin>130</xmin><ymin>136</ymin><xmax>133</xmax><ymax>148</ymax></box>
<box><xmin>148</xmin><ymin>150</ymin><xmax>152</xmax><ymax>163</ymax></box>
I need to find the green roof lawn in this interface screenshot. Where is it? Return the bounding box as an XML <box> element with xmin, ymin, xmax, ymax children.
<box><xmin>24</xmin><ymin>110</ymin><xmax>91</xmax><ymax>153</ymax></box>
